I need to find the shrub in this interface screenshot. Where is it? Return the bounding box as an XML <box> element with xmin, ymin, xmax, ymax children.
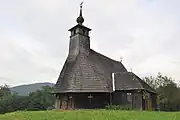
<box><xmin>105</xmin><ymin>104</ymin><xmax>132</xmax><ymax>110</ymax></box>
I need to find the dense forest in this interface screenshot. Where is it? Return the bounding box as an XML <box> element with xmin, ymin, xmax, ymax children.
<box><xmin>0</xmin><ymin>85</ymin><xmax>55</xmax><ymax>114</ymax></box>
<box><xmin>0</xmin><ymin>72</ymin><xmax>180</xmax><ymax>114</ymax></box>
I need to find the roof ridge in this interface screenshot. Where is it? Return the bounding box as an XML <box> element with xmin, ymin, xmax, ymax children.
<box><xmin>90</xmin><ymin>49</ymin><xmax>125</xmax><ymax>64</ymax></box>
<box><xmin>130</xmin><ymin>72</ymin><xmax>156</xmax><ymax>93</ymax></box>
<box><xmin>130</xmin><ymin>73</ymin><xmax>144</xmax><ymax>89</ymax></box>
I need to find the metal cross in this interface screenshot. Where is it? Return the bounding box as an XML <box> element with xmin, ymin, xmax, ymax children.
<box><xmin>80</xmin><ymin>2</ymin><xmax>83</xmax><ymax>8</ymax></box>
<box><xmin>88</xmin><ymin>94</ymin><xmax>93</xmax><ymax>108</ymax></box>
<box><xmin>88</xmin><ymin>94</ymin><xmax>93</xmax><ymax>99</ymax></box>
<box><xmin>120</xmin><ymin>56</ymin><xmax>123</xmax><ymax>62</ymax></box>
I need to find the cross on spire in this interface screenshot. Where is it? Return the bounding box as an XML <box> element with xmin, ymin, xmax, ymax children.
<box><xmin>76</xmin><ymin>2</ymin><xmax>84</xmax><ymax>24</ymax></box>
<box><xmin>80</xmin><ymin>2</ymin><xmax>83</xmax><ymax>8</ymax></box>
<box><xmin>120</xmin><ymin>56</ymin><xmax>123</xmax><ymax>63</ymax></box>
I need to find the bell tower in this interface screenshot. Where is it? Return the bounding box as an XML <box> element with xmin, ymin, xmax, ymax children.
<box><xmin>68</xmin><ymin>3</ymin><xmax>91</xmax><ymax>61</ymax></box>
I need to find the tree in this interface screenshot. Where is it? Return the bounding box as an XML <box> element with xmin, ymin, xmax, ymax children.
<box><xmin>0</xmin><ymin>94</ymin><xmax>29</xmax><ymax>113</ymax></box>
<box><xmin>143</xmin><ymin>73</ymin><xmax>180</xmax><ymax>111</ymax></box>
<box><xmin>27</xmin><ymin>86</ymin><xmax>55</xmax><ymax>110</ymax></box>
<box><xmin>0</xmin><ymin>84</ymin><xmax>29</xmax><ymax>114</ymax></box>
<box><xmin>0</xmin><ymin>85</ymin><xmax>55</xmax><ymax>114</ymax></box>
<box><xmin>0</xmin><ymin>84</ymin><xmax>11</xmax><ymax>98</ymax></box>
<box><xmin>143</xmin><ymin>73</ymin><xmax>174</xmax><ymax>89</ymax></box>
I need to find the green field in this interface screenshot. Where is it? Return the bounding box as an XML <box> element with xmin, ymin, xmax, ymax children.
<box><xmin>0</xmin><ymin>110</ymin><xmax>179</xmax><ymax>120</ymax></box>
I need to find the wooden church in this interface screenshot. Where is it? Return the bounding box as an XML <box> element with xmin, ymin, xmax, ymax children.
<box><xmin>53</xmin><ymin>4</ymin><xmax>157</xmax><ymax>110</ymax></box>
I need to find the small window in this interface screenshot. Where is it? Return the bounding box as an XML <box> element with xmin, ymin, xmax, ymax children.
<box><xmin>73</xmin><ymin>30</ymin><xmax>76</xmax><ymax>35</ymax></box>
<box><xmin>82</xmin><ymin>29</ymin><xmax>86</xmax><ymax>35</ymax></box>
<box><xmin>135</xmin><ymin>96</ymin><xmax>138</xmax><ymax>101</ymax></box>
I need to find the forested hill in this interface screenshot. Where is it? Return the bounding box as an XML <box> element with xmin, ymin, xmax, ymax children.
<box><xmin>10</xmin><ymin>82</ymin><xmax>55</xmax><ymax>96</ymax></box>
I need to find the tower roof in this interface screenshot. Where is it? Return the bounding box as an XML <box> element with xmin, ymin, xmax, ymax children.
<box><xmin>68</xmin><ymin>2</ymin><xmax>91</xmax><ymax>32</ymax></box>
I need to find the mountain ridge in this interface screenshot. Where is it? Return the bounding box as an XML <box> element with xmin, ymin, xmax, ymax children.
<box><xmin>10</xmin><ymin>82</ymin><xmax>55</xmax><ymax>96</ymax></box>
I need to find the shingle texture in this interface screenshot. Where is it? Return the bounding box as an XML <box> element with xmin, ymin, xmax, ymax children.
<box><xmin>54</xmin><ymin>49</ymin><xmax>127</xmax><ymax>93</ymax></box>
<box><xmin>114</xmin><ymin>72</ymin><xmax>156</xmax><ymax>93</ymax></box>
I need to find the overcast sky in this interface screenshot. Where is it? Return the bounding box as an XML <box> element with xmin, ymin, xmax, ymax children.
<box><xmin>0</xmin><ymin>0</ymin><xmax>180</xmax><ymax>87</ymax></box>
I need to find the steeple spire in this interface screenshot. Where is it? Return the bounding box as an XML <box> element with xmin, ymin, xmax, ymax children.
<box><xmin>76</xmin><ymin>2</ymin><xmax>84</xmax><ymax>24</ymax></box>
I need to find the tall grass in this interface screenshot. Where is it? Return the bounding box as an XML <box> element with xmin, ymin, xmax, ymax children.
<box><xmin>0</xmin><ymin>110</ymin><xmax>179</xmax><ymax>120</ymax></box>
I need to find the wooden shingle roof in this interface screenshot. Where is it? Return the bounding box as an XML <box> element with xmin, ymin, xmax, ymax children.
<box><xmin>114</xmin><ymin>72</ymin><xmax>156</xmax><ymax>93</ymax></box>
<box><xmin>54</xmin><ymin>49</ymin><xmax>127</xmax><ymax>93</ymax></box>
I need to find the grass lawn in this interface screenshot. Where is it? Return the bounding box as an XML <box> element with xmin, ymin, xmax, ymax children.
<box><xmin>0</xmin><ymin>110</ymin><xmax>179</xmax><ymax>120</ymax></box>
